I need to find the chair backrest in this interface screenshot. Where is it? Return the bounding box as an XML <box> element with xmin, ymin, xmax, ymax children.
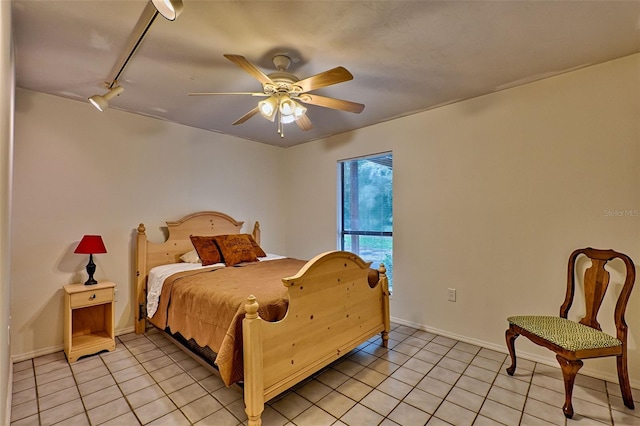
<box><xmin>560</xmin><ymin>248</ymin><xmax>635</xmax><ymax>342</ymax></box>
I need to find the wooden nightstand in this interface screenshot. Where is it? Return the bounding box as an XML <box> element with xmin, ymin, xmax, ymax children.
<box><xmin>63</xmin><ymin>281</ymin><xmax>116</xmax><ymax>362</ymax></box>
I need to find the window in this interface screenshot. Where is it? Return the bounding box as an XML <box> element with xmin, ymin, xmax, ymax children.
<box><xmin>338</xmin><ymin>153</ymin><xmax>393</xmax><ymax>290</ymax></box>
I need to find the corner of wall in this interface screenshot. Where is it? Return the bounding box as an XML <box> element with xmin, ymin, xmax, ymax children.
<box><xmin>1</xmin><ymin>0</ymin><xmax>15</xmax><ymax>423</ymax></box>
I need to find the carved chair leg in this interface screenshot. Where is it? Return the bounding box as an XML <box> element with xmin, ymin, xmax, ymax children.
<box><xmin>616</xmin><ymin>353</ymin><xmax>635</xmax><ymax>409</ymax></box>
<box><xmin>556</xmin><ymin>355</ymin><xmax>583</xmax><ymax>419</ymax></box>
<box><xmin>505</xmin><ymin>327</ymin><xmax>519</xmax><ymax>376</ymax></box>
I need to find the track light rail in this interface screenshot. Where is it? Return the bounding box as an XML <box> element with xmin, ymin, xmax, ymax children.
<box><xmin>88</xmin><ymin>0</ymin><xmax>183</xmax><ymax>111</ymax></box>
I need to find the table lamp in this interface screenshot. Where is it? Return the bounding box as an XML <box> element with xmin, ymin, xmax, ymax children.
<box><xmin>74</xmin><ymin>235</ymin><xmax>107</xmax><ymax>285</ymax></box>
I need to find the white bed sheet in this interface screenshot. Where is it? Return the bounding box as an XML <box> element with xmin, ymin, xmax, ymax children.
<box><xmin>146</xmin><ymin>253</ymin><xmax>286</xmax><ymax>318</ymax></box>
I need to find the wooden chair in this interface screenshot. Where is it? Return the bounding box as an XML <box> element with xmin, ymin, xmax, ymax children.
<box><xmin>505</xmin><ymin>247</ymin><xmax>636</xmax><ymax>418</ymax></box>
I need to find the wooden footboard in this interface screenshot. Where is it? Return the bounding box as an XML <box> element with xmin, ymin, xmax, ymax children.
<box><xmin>242</xmin><ymin>251</ymin><xmax>391</xmax><ymax>426</ymax></box>
<box><xmin>135</xmin><ymin>212</ymin><xmax>391</xmax><ymax>426</ymax></box>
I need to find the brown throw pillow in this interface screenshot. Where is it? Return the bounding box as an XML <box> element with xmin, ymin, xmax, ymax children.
<box><xmin>189</xmin><ymin>236</ymin><xmax>222</xmax><ymax>266</ymax></box>
<box><xmin>213</xmin><ymin>234</ymin><xmax>259</xmax><ymax>266</ymax></box>
<box><xmin>244</xmin><ymin>234</ymin><xmax>267</xmax><ymax>257</ymax></box>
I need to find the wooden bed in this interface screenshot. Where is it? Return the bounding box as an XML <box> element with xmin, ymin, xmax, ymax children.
<box><xmin>134</xmin><ymin>211</ymin><xmax>391</xmax><ymax>425</ymax></box>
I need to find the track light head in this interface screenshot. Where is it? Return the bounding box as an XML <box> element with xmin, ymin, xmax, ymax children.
<box><xmin>151</xmin><ymin>0</ymin><xmax>183</xmax><ymax>20</ymax></box>
<box><xmin>88</xmin><ymin>86</ymin><xmax>124</xmax><ymax>112</ymax></box>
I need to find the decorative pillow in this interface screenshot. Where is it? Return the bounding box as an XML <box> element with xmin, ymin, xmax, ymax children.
<box><xmin>244</xmin><ymin>234</ymin><xmax>267</xmax><ymax>257</ymax></box>
<box><xmin>213</xmin><ymin>234</ymin><xmax>259</xmax><ymax>266</ymax></box>
<box><xmin>189</xmin><ymin>236</ymin><xmax>222</xmax><ymax>266</ymax></box>
<box><xmin>179</xmin><ymin>249</ymin><xmax>201</xmax><ymax>264</ymax></box>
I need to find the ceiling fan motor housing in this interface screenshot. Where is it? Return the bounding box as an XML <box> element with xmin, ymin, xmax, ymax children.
<box><xmin>263</xmin><ymin>72</ymin><xmax>301</xmax><ymax>95</ymax></box>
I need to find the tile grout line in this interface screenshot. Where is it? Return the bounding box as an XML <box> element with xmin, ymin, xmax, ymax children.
<box><xmin>13</xmin><ymin>324</ymin><xmax>640</xmax><ymax>426</ymax></box>
<box><xmin>106</xmin><ymin>338</ymin><xmax>146</xmax><ymax>426</ymax></box>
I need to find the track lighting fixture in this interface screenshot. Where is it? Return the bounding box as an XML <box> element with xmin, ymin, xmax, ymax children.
<box><xmin>151</xmin><ymin>0</ymin><xmax>183</xmax><ymax>21</ymax></box>
<box><xmin>88</xmin><ymin>86</ymin><xmax>124</xmax><ymax>112</ymax></box>
<box><xmin>88</xmin><ymin>0</ymin><xmax>183</xmax><ymax>112</ymax></box>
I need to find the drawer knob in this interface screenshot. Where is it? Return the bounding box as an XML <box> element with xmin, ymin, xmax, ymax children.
<box><xmin>89</xmin><ymin>294</ymin><xmax>96</xmax><ymax>300</ymax></box>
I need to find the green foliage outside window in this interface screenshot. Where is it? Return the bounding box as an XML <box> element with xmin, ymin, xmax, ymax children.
<box><xmin>340</xmin><ymin>153</ymin><xmax>393</xmax><ymax>290</ymax></box>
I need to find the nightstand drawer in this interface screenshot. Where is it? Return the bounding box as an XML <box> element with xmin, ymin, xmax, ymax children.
<box><xmin>69</xmin><ymin>288</ymin><xmax>112</xmax><ymax>308</ymax></box>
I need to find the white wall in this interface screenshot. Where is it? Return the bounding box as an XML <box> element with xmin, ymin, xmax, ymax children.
<box><xmin>1</xmin><ymin>0</ymin><xmax>14</xmax><ymax>421</ymax></box>
<box><xmin>11</xmin><ymin>90</ymin><xmax>286</xmax><ymax>359</ymax></box>
<box><xmin>284</xmin><ymin>54</ymin><xmax>640</xmax><ymax>386</ymax></box>
<box><xmin>10</xmin><ymin>53</ymin><xmax>640</xmax><ymax>389</ymax></box>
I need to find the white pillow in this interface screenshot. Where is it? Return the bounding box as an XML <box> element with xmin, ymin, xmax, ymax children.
<box><xmin>179</xmin><ymin>249</ymin><xmax>201</xmax><ymax>263</ymax></box>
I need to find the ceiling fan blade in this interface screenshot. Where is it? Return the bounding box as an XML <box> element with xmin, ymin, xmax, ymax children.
<box><xmin>295</xmin><ymin>66</ymin><xmax>354</xmax><ymax>93</ymax></box>
<box><xmin>188</xmin><ymin>92</ymin><xmax>268</xmax><ymax>96</ymax></box>
<box><xmin>232</xmin><ymin>107</ymin><xmax>260</xmax><ymax>125</ymax></box>
<box><xmin>223</xmin><ymin>54</ymin><xmax>273</xmax><ymax>85</ymax></box>
<box><xmin>296</xmin><ymin>114</ymin><xmax>313</xmax><ymax>131</ymax></box>
<box><xmin>297</xmin><ymin>94</ymin><xmax>364</xmax><ymax>113</ymax></box>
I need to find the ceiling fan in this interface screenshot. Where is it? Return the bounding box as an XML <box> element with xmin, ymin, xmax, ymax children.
<box><xmin>189</xmin><ymin>54</ymin><xmax>365</xmax><ymax>137</ymax></box>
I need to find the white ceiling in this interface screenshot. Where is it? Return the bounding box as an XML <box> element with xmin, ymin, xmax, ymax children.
<box><xmin>12</xmin><ymin>1</ymin><xmax>640</xmax><ymax>148</ymax></box>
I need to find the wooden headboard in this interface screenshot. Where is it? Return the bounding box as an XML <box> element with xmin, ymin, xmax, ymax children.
<box><xmin>134</xmin><ymin>211</ymin><xmax>260</xmax><ymax>333</ymax></box>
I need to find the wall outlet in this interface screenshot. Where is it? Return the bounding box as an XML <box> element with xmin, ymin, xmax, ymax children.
<box><xmin>447</xmin><ymin>288</ymin><xmax>456</xmax><ymax>302</ymax></box>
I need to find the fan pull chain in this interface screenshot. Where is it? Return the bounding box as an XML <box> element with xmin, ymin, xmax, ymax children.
<box><xmin>278</xmin><ymin>108</ymin><xmax>285</xmax><ymax>138</ymax></box>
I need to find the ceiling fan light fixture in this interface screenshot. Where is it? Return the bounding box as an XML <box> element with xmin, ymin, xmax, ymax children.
<box><xmin>280</xmin><ymin>114</ymin><xmax>296</xmax><ymax>124</ymax></box>
<box><xmin>279</xmin><ymin>95</ymin><xmax>296</xmax><ymax>116</ymax></box>
<box><xmin>88</xmin><ymin>86</ymin><xmax>124</xmax><ymax>112</ymax></box>
<box><xmin>258</xmin><ymin>96</ymin><xmax>278</xmax><ymax>121</ymax></box>
<box><xmin>151</xmin><ymin>0</ymin><xmax>183</xmax><ymax>20</ymax></box>
<box><xmin>293</xmin><ymin>102</ymin><xmax>307</xmax><ymax>119</ymax></box>
<box><xmin>280</xmin><ymin>101</ymin><xmax>306</xmax><ymax>124</ymax></box>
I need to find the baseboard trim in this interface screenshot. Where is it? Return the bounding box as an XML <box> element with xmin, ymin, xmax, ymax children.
<box><xmin>390</xmin><ymin>315</ymin><xmax>640</xmax><ymax>389</ymax></box>
<box><xmin>10</xmin><ymin>326</ymin><xmax>137</xmax><ymax>363</ymax></box>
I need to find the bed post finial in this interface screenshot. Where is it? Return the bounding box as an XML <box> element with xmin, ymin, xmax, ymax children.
<box><xmin>379</xmin><ymin>263</ymin><xmax>386</xmax><ymax>276</ymax></box>
<box><xmin>379</xmin><ymin>263</ymin><xmax>391</xmax><ymax>348</ymax></box>
<box><xmin>252</xmin><ymin>222</ymin><xmax>261</xmax><ymax>246</ymax></box>
<box><xmin>245</xmin><ymin>295</ymin><xmax>259</xmax><ymax>320</ymax></box>
<box><xmin>137</xmin><ymin>223</ymin><xmax>146</xmax><ymax>235</ymax></box>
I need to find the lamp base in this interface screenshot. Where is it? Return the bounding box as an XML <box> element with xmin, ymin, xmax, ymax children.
<box><xmin>85</xmin><ymin>254</ymin><xmax>98</xmax><ymax>285</ymax></box>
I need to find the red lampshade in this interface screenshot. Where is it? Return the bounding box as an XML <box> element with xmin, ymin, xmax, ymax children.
<box><xmin>74</xmin><ymin>235</ymin><xmax>107</xmax><ymax>254</ymax></box>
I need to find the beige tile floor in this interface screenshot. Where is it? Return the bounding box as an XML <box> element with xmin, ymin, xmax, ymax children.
<box><xmin>9</xmin><ymin>323</ymin><xmax>640</xmax><ymax>425</ymax></box>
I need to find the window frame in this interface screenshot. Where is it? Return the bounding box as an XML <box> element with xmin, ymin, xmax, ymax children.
<box><xmin>337</xmin><ymin>152</ymin><xmax>393</xmax><ymax>289</ymax></box>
